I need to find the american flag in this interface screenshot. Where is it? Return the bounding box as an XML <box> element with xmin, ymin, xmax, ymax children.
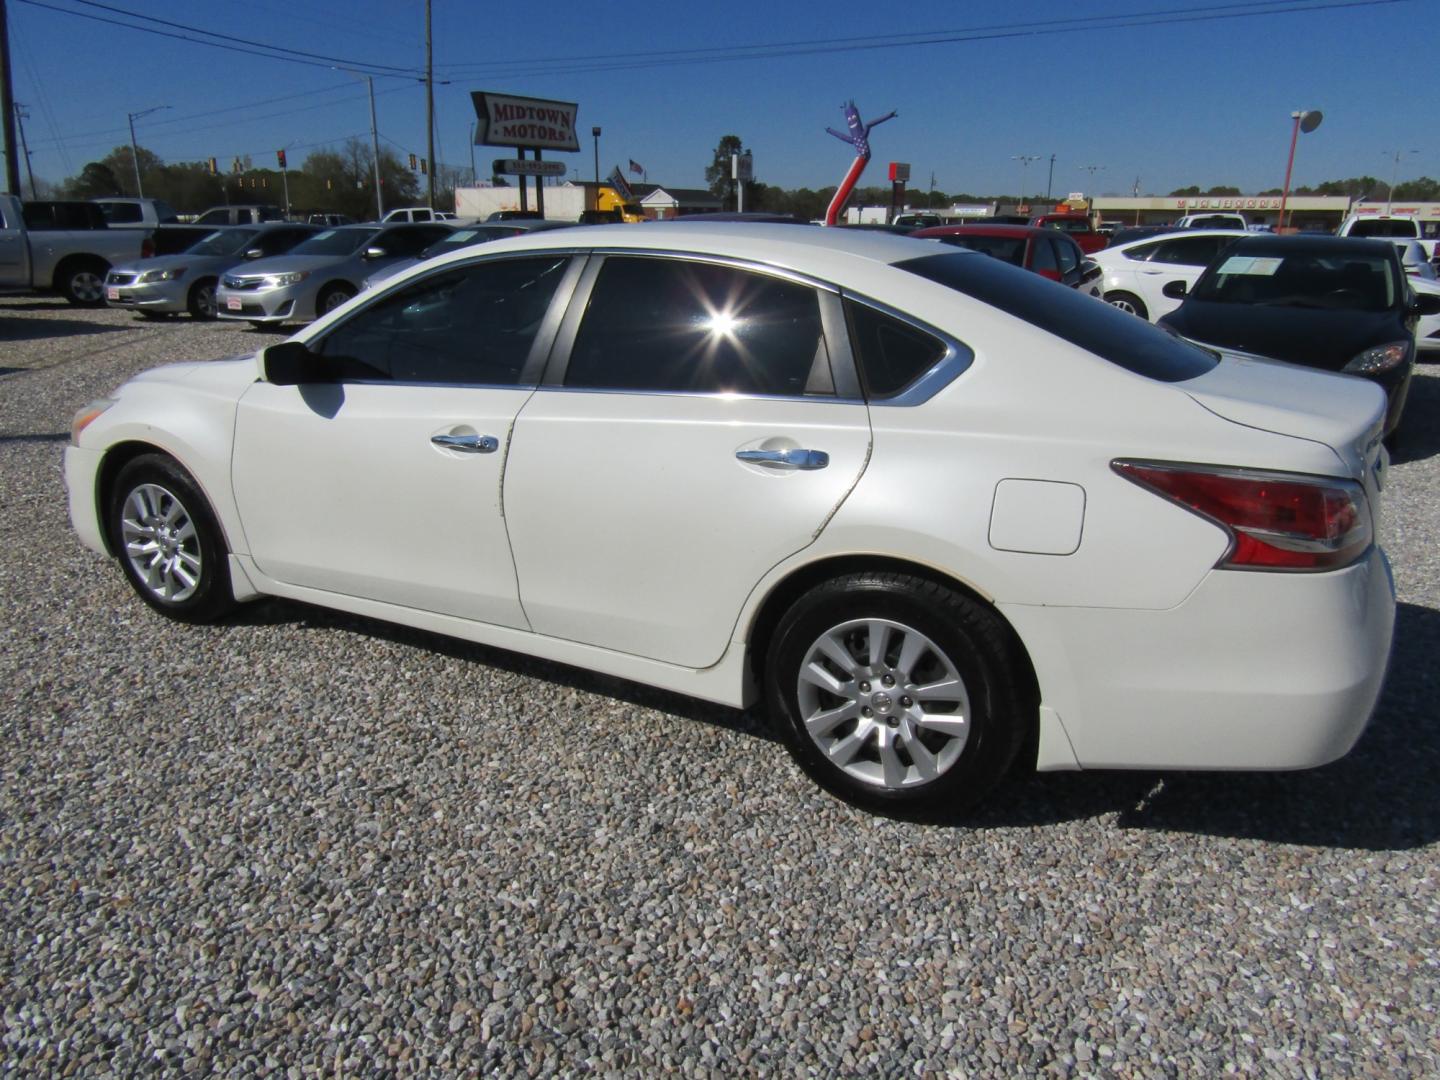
<box><xmin>629</xmin><ymin>160</ymin><xmax>644</xmax><ymax>175</ymax></box>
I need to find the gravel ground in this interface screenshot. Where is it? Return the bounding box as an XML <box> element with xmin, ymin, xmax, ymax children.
<box><xmin>2</xmin><ymin>296</ymin><xmax>1438</xmax><ymax>1077</ymax></box>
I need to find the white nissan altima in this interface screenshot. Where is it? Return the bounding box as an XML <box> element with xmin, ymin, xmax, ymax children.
<box><xmin>65</xmin><ymin>224</ymin><xmax>1396</xmax><ymax>814</ymax></box>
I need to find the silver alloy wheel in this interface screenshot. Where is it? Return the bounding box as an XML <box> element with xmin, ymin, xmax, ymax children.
<box><xmin>120</xmin><ymin>483</ymin><xmax>202</xmax><ymax>602</ymax></box>
<box><xmin>795</xmin><ymin>617</ymin><xmax>971</xmax><ymax>789</ymax></box>
<box><xmin>69</xmin><ymin>270</ymin><xmax>105</xmax><ymax>303</ymax></box>
<box><xmin>322</xmin><ymin>288</ymin><xmax>353</xmax><ymax>313</ymax></box>
<box><xmin>194</xmin><ymin>281</ymin><xmax>217</xmax><ymax>317</ymax></box>
<box><xmin>1106</xmin><ymin>295</ymin><xmax>1140</xmax><ymax>315</ymax></box>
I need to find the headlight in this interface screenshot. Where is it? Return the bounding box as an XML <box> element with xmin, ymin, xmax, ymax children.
<box><xmin>138</xmin><ymin>267</ymin><xmax>185</xmax><ymax>282</ymax></box>
<box><xmin>70</xmin><ymin>399</ymin><xmax>116</xmax><ymax>446</ymax></box>
<box><xmin>1344</xmin><ymin>341</ymin><xmax>1411</xmax><ymax>375</ymax></box>
<box><xmin>263</xmin><ymin>271</ymin><xmax>309</xmax><ymax>288</ymax></box>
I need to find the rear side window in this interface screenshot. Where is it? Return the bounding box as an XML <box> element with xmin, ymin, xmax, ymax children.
<box><xmin>101</xmin><ymin>202</ymin><xmax>143</xmax><ymax>224</ymax></box>
<box><xmin>565</xmin><ymin>257</ymin><xmax>832</xmax><ymax>397</ymax></box>
<box><xmin>845</xmin><ymin>301</ymin><xmax>947</xmax><ymax>398</ymax></box>
<box><xmin>897</xmin><ymin>252</ymin><xmax>1219</xmax><ymax>383</ymax></box>
<box><xmin>1149</xmin><ymin>235</ymin><xmax>1234</xmax><ymax>267</ymax></box>
<box><xmin>1348</xmin><ymin>220</ymin><xmax>1417</xmax><ymax>239</ymax></box>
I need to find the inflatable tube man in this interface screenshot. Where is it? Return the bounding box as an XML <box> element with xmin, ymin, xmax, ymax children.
<box><xmin>824</xmin><ymin>101</ymin><xmax>897</xmax><ymax>226</ymax></box>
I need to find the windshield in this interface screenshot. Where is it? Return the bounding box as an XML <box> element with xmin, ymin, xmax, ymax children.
<box><xmin>289</xmin><ymin>228</ymin><xmax>380</xmax><ymax>256</ymax></box>
<box><xmin>186</xmin><ymin>228</ymin><xmax>260</xmax><ymax>256</ymax></box>
<box><xmin>1190</xmin><ymin>249</ymin><xmax>1398</xmax><ymax>312</ymax></box>
<box><xmin>1348</xmin><ymin>219</ymin><xmax>1418</xmax><ymax>238</ymax></box>
<box><xmin>897</xmin><ymin>252</ymin><xmax>1217</xmax><ymax>382</ymax></box>
<box><xmin>934</xmin><ymin>234</ymin><xmax>1026</xmax><ymax>266</ymax></box>
<box><xmin>420</xmin><ymin>227</ymin><xmax>512</xmax><ymax>257</ymax></box>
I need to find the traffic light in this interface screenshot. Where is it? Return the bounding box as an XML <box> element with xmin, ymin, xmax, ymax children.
<box><xmin>207</xmin><ymin>157</ymin><xmax>217</xmax><ymax>175</ymax></box>
<box><xmin>277</xmin><ymin>149</ymin><xmax>287</xmax><ymax>168</ymax></box>
<box><xmin>408</xmin><ymin>153</ymin><xmax>417</xmax><ymax>170</ymax></box>
<box><xmin>420</xmin><ymin>159</ymin><xmax>427</xmax><ymax>176</ymax></box>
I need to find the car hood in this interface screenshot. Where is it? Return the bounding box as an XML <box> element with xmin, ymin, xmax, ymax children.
<box><xmin>123</xmin><ymin>354</ymin><xmax>259</xmax><ymax>396</ymax></box>
<box><xmin>112</xmin><ymin>252</ymin><xmax>240</xmax><ymax>275</ymax></box>
<box><xmin>1160</xmin><ymin>301</ymin><xmax>1402</xmax><ymax>371</ymax></box>
<box><xmin>225</xmin><ymin>253</ymin><xmax>359</xmax><ymax>277</ymax></box>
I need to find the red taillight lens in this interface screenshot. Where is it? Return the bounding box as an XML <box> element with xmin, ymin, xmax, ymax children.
<box><xmin>1113</xmin><ymin>461</ymin><xmax>1371</xmax><ymax>571</ymax></box>
<box><xmin>141</xmin><ymin>236</ymin><xmax>155</xmax><ymax>259</ymax></box>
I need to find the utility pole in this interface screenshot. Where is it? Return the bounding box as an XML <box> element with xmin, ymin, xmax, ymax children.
<box><xmin>14</xmin><ymin>101</ymin><xmax>34</xmax><ymax>197</ymax></box>
<box><xmin>366</xmin><ymin>76</ymin><xmax>383</xmax><ymax>219</ymax></box>
<box><xmin>1046</xmin><ymin>154</ymin><xmax>1056</xmax><ymax>201</ymax></box>
<box><xmin>126</xmin><ymin>105</ymin><xmax>169</xmax><ymax>198</ymax></box>
<box><xmin>0</xmin><ymin>0</ymin><xmax>21</xmax><ymax>196</ymax></box>
<box><xmin>425</xmin><ymin>0</ymin><xmax>435</xmax><ymax>209</ymax></box>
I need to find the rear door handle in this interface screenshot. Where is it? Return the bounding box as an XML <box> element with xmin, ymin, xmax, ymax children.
<box><xmin>735</xmin><ymin>448</ymin><xmax>829</xmax><ymax>470</ymax></box>
<box><xmin>431</xmin><ymin>434</ymin><xmax>498</xmax><ymax>453</ymax></box>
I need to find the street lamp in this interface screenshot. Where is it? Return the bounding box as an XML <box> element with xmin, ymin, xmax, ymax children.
<box><xmin>592</xmin><ymin>126</ymin><xmax>602</xmax><ymax>184</ymax></box>
<box><xmin>126</xmin><ymin>105</ymin><xmax>169</xmax><ymax>197</ymax></box>
<box><xmin>1382</xmin><ymin>149</ymin><xmax>1418</xmax><ymax>215</ymax></box>
<box><xmin>1011</xmin><ymin>154</ymin><xmax>1040</xmax><ymax>206</ymax></box>
<box><xmin>1278</xmin><ymin>109</ymin><xmax>1322</xmax><ymax>232</ymax></box>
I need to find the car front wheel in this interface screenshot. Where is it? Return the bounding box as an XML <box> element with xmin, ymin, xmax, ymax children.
<box><xmin>107</xmin><ymin>454</ymin><xmax>236</xmax><ymax>623</ymax></box>
<box><xmin>765</xmin><ymin>572</ymin><xmax>1030</xmax><ymax>814</ymax></box>
<box><xmin>1104</xmin><ymin>291</ymin><xmax>1148</xmax><ymax>319</ymax></box>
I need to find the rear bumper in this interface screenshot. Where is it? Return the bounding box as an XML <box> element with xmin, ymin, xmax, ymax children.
<box><xmin>1003</xmin><ymin>545</ymin><xmax>1395</xmax><ymax>771</ymax></box>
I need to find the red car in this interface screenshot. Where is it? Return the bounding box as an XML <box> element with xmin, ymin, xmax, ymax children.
<box><xmin>909</xmin><ymin>224</ymin><xmax>1104</xmax><ymax>296</ymax></box>
<box><xmin>1028</xmin><ymin>213</ymin><xmax>1109</xmax><ymax>254</ymax></box>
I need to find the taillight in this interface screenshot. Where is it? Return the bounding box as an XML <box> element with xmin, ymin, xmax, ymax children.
<box><xmin>141</xmin><ymin>236</ymin><xmax>155</xmax><ymax>259</ymax></box>
<box><xmin>1113</xmin><ymin>461</ymin><xmax>1371</xmax><ymax>572</ymax></box>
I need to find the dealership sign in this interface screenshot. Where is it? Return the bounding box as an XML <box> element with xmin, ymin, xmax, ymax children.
<box><xmin>471</xmin><ymin>92</ymin><xmax>580</xmax><ymax>152</ymax></box>
<box><xmin>494</xmin><ymin>158</ymin><xmax>568</xmax><ymax>177</ymax></box>
<box><xmin>1176</xmin><ymin>197</ymin><xmax>1284</xmax><ymax>210</ymax></box>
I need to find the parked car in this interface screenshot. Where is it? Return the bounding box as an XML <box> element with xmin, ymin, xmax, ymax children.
<box><xmin>380</xmin><ymin>207</ymin><xmax>451</xmax><ymax>224</ymax></box>
<box><xmin>1157</xmin><ymin>235</ymin><xmax>1440</xmax><ymax>437</ymax></box>
<box><xmin>1091</xmin><ymin>229</ymin><xmax>1248</xmax><ymax>320</ymax></box>
<box><xmin>1028</xmin><ymin>213</ymin><xmax>1108</xmax><ymax>254</ymax></box>
<box><xmin>486</xmin><ymin>210</ymin><xmax>544</xmax><ymax>222</ymax></box>
<box><xmin>1175</xmin><ymin>212</ymin><xmax>1247</xmax><ymax>230</ymax></box>
<box><xmin>910</xmin><ymin>224</ymin><xmax>1103</xmax><ymax>296</ymax></box>
<box><xmin>193</xmin><ymin>205</ymin><xmax>285</xmax><ymax>227</ymax></box>
<box><xmin>1337</xmin><ymin>214</ymin><xmax>1439</xmax><ymax>263</ymax></box>
<box><xmin>361</xmin><ymin>219</ymin><xmax>576</xmax><ymax>290</ymax></box>
<box><xmin>104</xmin><ymin>224</ymin><xmax>320</xmax><ymax>320</ymax></box>
<box><xmin>892</xmin><ymin>212</ymin><xmax>944</xmax><ymax>229</ymax></box>
<box><xmin>1106</xmin><ymin>225</ymin><xmax>1173</xmax><ymax>248</ymax></box>
<box><xmin>1392</xmin><ymin>240</ymin><xmax>1436</xmax><ymax>280</ymax></box>
<box><xmin>1408</xmin><ymin>275</ymin><xmax>1440</xmax><ymax>357</ymax></box>
<box><xmin>91</xmin><ymin>197</ymin><xmax>181</xmax><ymax>227</ymax></box>
<box><xmin>306</xmin><ymin>213</ymin><xmax>356</xmax><ymax>227</ymax></box>
<box><xmin>0</xmin><ymin>194</ymin><xmax>153</xmax><ymax>305</ymax></box>
<box><xmin>215</xmin><ymin>223</ymin><xmax>452</xmax><ymax>325</ymax></box>
<box><xmin>66</xmin><ymin>224</ymin><xmax>1396</xmax><ymax>814</ymax></box>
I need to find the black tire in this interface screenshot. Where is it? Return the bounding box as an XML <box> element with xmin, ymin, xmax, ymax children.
<box><xmin>137</xmin><ymin>311</ymin><xmax>173</xmax><ymax>321</ymax></box>
<box><xmin>187</xmin><ymin>278</ymin><xmax>219</xmax><ymax>320</ymax></box>
<box><xmin>107</xmin><ymin>454</ymin><xmax>236</xmax><ymax>623</ymax></box>
<box><xmin>58</xmin><ymin>261</ymin><xmax>108</xmax><ymax>307</ymax></box>
<box><xmin>1104</xmin><ymin>290</ymin><xmax>1148</xmax><ymax>320</ymax></box>
<box><xmin>316</xmin><ymin>283</ymin><xmax>356</xmax><ymax>316</ymax></box>
<box><xmin>765</xmin><ymin>572</ymin><xmax>1030</xmax><ymax>815</ymax></box>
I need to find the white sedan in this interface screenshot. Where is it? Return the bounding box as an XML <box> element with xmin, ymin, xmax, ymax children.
<box><xmin>65</xmin><ymin>224</ymin><xmax>1395</xmax><ymax>814</ymax></box>
<box><xmin>1092</xmin><ymin>229</ymin><xmax>1249</xmax><ymax>321</ymax></box>
<box><xmin>1410</xmin><ymin>274</ymin><xmax>1440</xmax><ymax>356</ymax></box>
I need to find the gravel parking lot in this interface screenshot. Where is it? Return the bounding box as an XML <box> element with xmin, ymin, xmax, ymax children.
<box><xmin>2</xmin><ymin>295</ymin><xmax>1438</xmax><ymax>1076</ymax></box>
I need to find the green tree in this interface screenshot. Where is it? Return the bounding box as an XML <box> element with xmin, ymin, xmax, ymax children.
<box><xmin>68</xmin><ymin>161</ymin><xmax>123</xmax><ymax>197</ymax></box>
<box><xmin>705</xmin><ymin>135</ymin><xmax>744</xmax><ymax>202</ymax></box>
<box><xmin>1169</xmin><ymin>185</ymin><xmax>1202</xmax><ymax>196</ymax></box>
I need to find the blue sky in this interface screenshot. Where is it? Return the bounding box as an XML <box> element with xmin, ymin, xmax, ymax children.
<box><xmin>6</xmin><ymin>0</ymin><xmax>1436</xmax><ymax>199</ymax></box>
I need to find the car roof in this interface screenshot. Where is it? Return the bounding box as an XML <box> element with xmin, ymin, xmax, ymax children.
<box><xmin>419</xmin><ymin>221</ymin><xmax>966</xmax><ymax>279</ymax></box>
<box><xmin>1227</xmin><ymin>234</ymin><xmax>1395</xmax><ymax>257</ymax></box>
<box><xmin>1107</xmin><ymin>228</ymin><xmax>1250</xmax><ymax>250</ymax></box>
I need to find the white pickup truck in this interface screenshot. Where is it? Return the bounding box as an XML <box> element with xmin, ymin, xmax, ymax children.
<box><xmin>1337</xmin><ymin>214</ymin><xmax>1439</xmax><ymax>263</ymax></box>
<box><xmin>0</xmin><ymin>194</ymin><xmax>155</xmax><ymax>305</ymax></box>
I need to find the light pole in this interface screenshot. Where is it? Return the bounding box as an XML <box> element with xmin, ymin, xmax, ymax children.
<box><xmin>1382</xmin><ymin>149</ymin><xmax>1418</xmax><ymax>215</ymax></box>
<box><xmin>1278</xmin><ymin>109</ymin><xmax>1322</xmax><ymax>232</ymax></box>
<box><xmin>1011</xmin><ymin>154</ymin><xmax>1040</xmax><ymax>207</ymax></box>
<box><xmin>592</xmin><ymin>126</ymin><xmax>601</xmax><ymax>184</ymax></box>
<box><xmin>126</xmin><ymin>105</ymin><xmax>169</xmax><ymax>197</ymax></box>
<box><xmin>332</xmin><ymin>68</ymin><xmax>384</xmax><ymax>220</ymax></box>
<box><xmin>468</xmin><ymin>120</ymin><xmax>476</xmax><ymax>186</ymax></box>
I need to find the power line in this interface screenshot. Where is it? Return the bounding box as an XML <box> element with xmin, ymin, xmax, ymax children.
<box><xmin>440</xmin><ymin>0</ymin><xmax>1410</xmax><ymax>78</ymax></box>
<box><xmin>14</xmin><ymin>0</ymin><xmax>424</xmax><ymax>78</ymax></box>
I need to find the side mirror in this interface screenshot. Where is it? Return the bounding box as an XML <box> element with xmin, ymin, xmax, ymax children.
<box><xmin>363</xmin><ymin>245</ymin><xmax>387</xmax><ymax>260</ymax></box>
<box><xmin>1162</xmin><ymin>280</ymin><xmax>1189</xmax><ymax>300</ymax></box>
<box><xmin>1411</xmin><ymin>293</ymin><xmax>1440</xmax><ymax>316</ymax></box>
<box><xmin>260</xmin><ymin>340</ymin><xmax>326</xmax><ymax>386</ymax></box>
<box><xmin>243</xmin><ymin>248</ymin><xmax>265</xmax><ymax>260</ymax></box>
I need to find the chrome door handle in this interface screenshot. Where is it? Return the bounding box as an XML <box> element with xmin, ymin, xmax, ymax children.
<box><xmin>735</xmin><ymin>448</ymin><xmax>829</xmax><ymax>470</ymax></box>
<box><xmin>431</xmin><ymin>434</ymin><xmax>498</xmax><ymax>453</ymax></box>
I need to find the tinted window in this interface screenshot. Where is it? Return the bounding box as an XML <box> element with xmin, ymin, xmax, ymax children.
<box><xmin>565</xmin><ymin>257</ymin><xmax>831</xmax><ymax>397</ymax></box>
<box><xmin>291</xmin><ymin>228</ymin><xmax>381</xmax><ymax>256</ymax></box>
<box><xmin>846</xmin><ymin>302</ymin><xmax>947</xmax><ymax>398</ymax></box>
<box><xmin>188</xmin><ymin>229</ymin><xmax>259</xmax><ymax>256</ymax></box>
<box><xmin>1348</xmin><ymin>220</ymin><xmax>1417</xmax><ymax>239</ymax></box>
<box><xmin>1149</xmin><ymin>235</ymin><xmax>1234</xmax><ymax>266</ymax></box>
<box><xmin>1030</xmin><ymin>236</ymin><xmax>1059</xmax><ymax>274</ymax></box>
<box><xmin>1123</xmin><ymin>241</ymin><xmax>1158</xmax><ymax>262</ymax></box>
<box><xmin>897</xmin><ymin>252</ymin><xmax>1218</xmax><ymax>382</ymax></box>
<box><xmin>195</xmin><ymin>210</ymin><xmax>231</xmax><ymax>226</ymax></box>
<box><xmin>936</xmin><ymin>234</ymin><xmax>1026</xmax><ymax>266</ymax></box>
<box><xmin>377</xmin><ymin>226</ymin><xmax>451</xmax><ymax>257</ymax></box>
<box><xmin>254</xmin><ymin>228</ymin><xmax>316</xmax><ymax>255</ymax></box>
<box><xmin>153</xmin><ymin>201</ymin><xmax>180</xmax><ymax>224</ymax></box>
<box><xmin>100</xmin><ymin>202</ymin><xmax>143</xmax><ymax>224</ymax></box>
<box><xmin>1191</xmin><ymin>249</ymin><xmax>1398</xmax><ymax>312</ymax></box>
<box><xmin>317</xmin><ymin>256</ymin><xmax>569</xmax><ymax>385</ymax></box>
<box><xmin>1054</xmin><ymin>237</ymin><xmax>1080</xmax><ymax>275</ymax></box>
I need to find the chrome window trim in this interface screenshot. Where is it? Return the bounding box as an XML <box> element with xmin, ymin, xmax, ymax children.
<box><xmin>839</xmin><ymin>292</ymin><xmax>975</xmax><ymax>407</ymax></box>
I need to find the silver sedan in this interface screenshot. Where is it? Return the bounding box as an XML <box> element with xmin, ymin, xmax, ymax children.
<box><xmin>216</xmin><ymin>223</ymin><xmax>452</xmax><ymax>326</ymax></box>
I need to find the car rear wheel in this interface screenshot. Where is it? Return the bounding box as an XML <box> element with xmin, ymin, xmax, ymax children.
<box><xmin>59</xmin><ymin>263</ymin><xmax>108</xmax><ymax>307</ymax></box>
<box><xmin>188</xmin><ymin>278</ymin><xmax>218</xmax><ymax>319</ymax></box>
<box><xmin>107</xmin><ymin>454</ymin><xmax>235</xmax><ymax>623</ymax></box>
<box><xmin>765</xmin><ymin>572</ymin><xmax>1029</xmax><ymax>814</ymax></box>
<box><xmin>317</xmin><ymin>283</ymin><xmax>356</xmax><ymax>315</ymax></box>
<box><xmin>1104</xmin><ymin>291</ymin><xmax>1148</xmax><ymax>319</ymax></box>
